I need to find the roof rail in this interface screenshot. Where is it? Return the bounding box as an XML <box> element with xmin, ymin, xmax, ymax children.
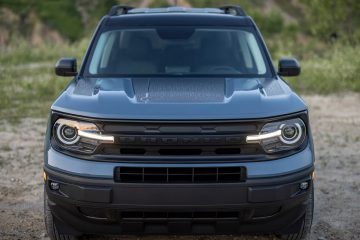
<box><xmin>107</xmin><ymin>5</ymin><xmax>246</xmax><ymax>17</ymax></box>
<box><xmin>219</xmin><ymin>5</ymin><xmax>246</xmax><ymax>16</ymax></box>
<box><xmin>108</xmin><ymin>5</ymin><xmax>133</xmax><ymax>16</ymax></box>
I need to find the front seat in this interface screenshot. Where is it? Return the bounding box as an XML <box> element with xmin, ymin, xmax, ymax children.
<box><xmin>114</xmin><ymin>36</ymin><xmax>157</xmax><ymax>74</ymax></box>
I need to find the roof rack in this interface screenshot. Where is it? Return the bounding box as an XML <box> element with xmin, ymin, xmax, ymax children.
<box><xmin>107</xmin><ymin>5</ymin><xmax>246</xmax><ymax>17</ymax></box>
<box><xmin>219</xmin><ymin>5</ymin><xmax>246</xmax><ymax>16</ymax></box>
<box><xmin>108</xmin><ymin>5</ymin><xmax>134</xmax><ymax>16</ymax></box>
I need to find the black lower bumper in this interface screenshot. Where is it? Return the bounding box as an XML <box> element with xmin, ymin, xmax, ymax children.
<box><xmin>44</xmin><ymin>166</ymin><xmax>314</xmax><ymax>236</ymax></box>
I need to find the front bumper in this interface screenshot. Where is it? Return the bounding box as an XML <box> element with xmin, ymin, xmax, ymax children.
<box><xmin>44</xmin><ymin>163</ymin><xmax>314</xmax><ymax>235</ymax></box>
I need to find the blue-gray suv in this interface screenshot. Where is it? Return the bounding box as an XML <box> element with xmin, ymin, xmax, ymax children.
<box><xmin>44</xmin><ymin>5</ymin><xmax>315</xmax><ymax>240</ymax></box>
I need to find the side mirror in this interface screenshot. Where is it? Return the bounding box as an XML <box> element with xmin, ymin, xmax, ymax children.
<box><xmin>55</xmin><ymin>58</ymin><xmax>77</xmax><ymax>76</ymax></box>
<box><xmin>278</xmin><ymin>57</ymin><xmax>300</xmax><ymax>77</ymax></box>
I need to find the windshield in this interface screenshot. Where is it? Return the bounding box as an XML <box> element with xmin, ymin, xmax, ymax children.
<box><xmin>85</xmin><ymin>27</ymin><xmax>272</xmax><ymax>77</ymax></box>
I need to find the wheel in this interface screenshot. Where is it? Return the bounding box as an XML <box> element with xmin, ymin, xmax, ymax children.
<box><xmin>281</xmin><ymin>185</ymin><xmax>314</xmax><ymax>240</ymax></box>
<box><xmin>44</xmin><ymin>188</ymin><xmax>79</xmax><ymax>240</ymax></box>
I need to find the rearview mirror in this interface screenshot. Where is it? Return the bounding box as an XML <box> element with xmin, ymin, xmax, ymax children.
<box><xmin>55</xmin><ymin>58</ymin><xmax>77</xmax><ymax>77</ymax></box>
<box><xmin>278</xmin><ymin>57</ymin><xmax>300</xmax><ymax>77</ymax></box>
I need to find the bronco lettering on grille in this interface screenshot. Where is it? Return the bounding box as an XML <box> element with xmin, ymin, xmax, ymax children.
<box><xmin>118</xmin><ymin>135</ymin><xmax>243</xmax><ymax>145</ymax></box>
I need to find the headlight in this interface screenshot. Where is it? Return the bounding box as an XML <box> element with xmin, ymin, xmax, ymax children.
<box><xmin>246</xmin><ymin>118</ymin><xmax>306</xmax><ymax>153</ymax></box>
<box><xmin>53</xmin><ymin>118</ymin><xmax>114</xmax><ymax>153</ymax></box>
<box><xmin>57</xmin><ymin>124</ymin><xmax>79</xmax><ymax>145</ymax></box>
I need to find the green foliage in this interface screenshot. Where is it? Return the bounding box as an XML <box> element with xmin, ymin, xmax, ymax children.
<box><xmin>0</xmin><ymin>39</ymin><xmax>87</xmax><ymax>65</ymax></box>
<box><xmin>285</xmin><ymin>45</ymin><xmax>360</xmax><ymax>94</ymax></box>
<box><xmin>0</xmin><ymin>40</ymin><xmax>87</xmax><ymax>120</ymax></box>
<box><xmin>0</xmin><ymin>65</ymin><xmax>69</xmax><ymax>120</ymax></box>
<box><xmin>150</xmin><ymin>0</ymin><xmax>171</xmax><ymax>8</ymax></box>
<box><xmin>302</xmin><ymin>0</ymin><xmax>360</xmax><ymax>44</ymax></box>
<box><xmin>251</xmin><ymin>11</ymin><xmax>285</xmax><ymax>36</ymax></box>
<box><xmin>1</xmin><ymin>0</ymin><xmax>83</xmax><ymax>41</ymax></box>
<box><xmin>273</xmin><ymin>0</ymin><xmax>304</xmax><ymax>20</ymax></box>
<box><xmin>0</xmin><ymin>0</ymin><xmax>121</xmax><ymax>41</ymax></box>
<box><xmin>35</xmin><ymin>1</ymin><xmax>83</xmax><ymax>41</ymax></box>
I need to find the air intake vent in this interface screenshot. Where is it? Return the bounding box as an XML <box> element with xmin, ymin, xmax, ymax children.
<box><xmin>120</xmin><ymin>211</ymin><xmax>242</xmax><ymax>220</ymax></box>
<box><xmin>114</xmin><ymin>166</ymin><xmax>246</xmax><ymax>183</ymax></box>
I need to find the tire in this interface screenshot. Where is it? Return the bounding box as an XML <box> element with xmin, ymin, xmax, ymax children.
<box><xmin>44</xmin><ymin>189</ymin><xmax>79</xmax><ymax>240</ymax></box>
<box><xmin>281</xmin><ymin>185</ymin><xmax>314</xmax><ymax>240</ymax></box>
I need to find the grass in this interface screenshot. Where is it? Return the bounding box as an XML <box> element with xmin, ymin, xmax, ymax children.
<box><xmin>285</xmin><ymin>45</ymin><xmax>360</xmax><ymax>94</ymax></box>
<box><xmin>0</xmin><ymin>66</ymin><xmax>68</xmax><ymax>118</ymax></box>
<box><xmin>0</xmin><ymin>40</ymin><xmax>359</xmax><ymax>120</ymax></box>
<box><xmin>0</xmin><ymin>39</ymin><xmax>87</xmax><ymax>65</ymax></box>
<box><xmin>1</xmin><ymin>144</ymin><xmax>12</xmax><ymax>152</ymax></box>
<box><xmin>0</xmin><ymin>40</ymin><xmax>87</xmax><ymax>120</ymax></box>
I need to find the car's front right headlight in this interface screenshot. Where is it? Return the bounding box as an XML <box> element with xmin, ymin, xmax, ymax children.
<box><xmin>53</xmin><ymin>118</ymin><xmax>114</xmax><ymax>154</ymax></box>
<box><xmin>246</xmin><ymin>118</ymin><xmax>306</xmax><ymax>153</ymax></box>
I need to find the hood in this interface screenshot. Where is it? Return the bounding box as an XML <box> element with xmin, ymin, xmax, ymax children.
<box><xmin>51</xmin><ymin>77</ymin><xmax>307</xmax><ymax>120</ymax></box>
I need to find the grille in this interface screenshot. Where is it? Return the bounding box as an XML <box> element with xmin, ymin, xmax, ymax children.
<box><xmin>114</xmin><ymin>166</ymin><xmax>246</xmax><ymax>183</ymax></box>
<box><xmin>106</xmin><ymin>146</ymin><xmax>247</xmax><ymax>156</ymax></box>
<box><xmin>99</xmin><ymin>121</ymin><xmax>263</xmax><ymax>157</ymax></box>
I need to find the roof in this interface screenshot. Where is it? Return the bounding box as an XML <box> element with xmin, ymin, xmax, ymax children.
<box><xmin>108</xmin><ymin>6</ymin><xmax>247</xmax><ymax>16</ymax></box>
<box><xmin>104</xmin><ymin>5</ymin><xmax>253</xmax><ymax>27</ymax></box>
<box><xmin>105</xmin><ymin>13</ymin><xmax>253</xmax><ymax>27</ymax></box>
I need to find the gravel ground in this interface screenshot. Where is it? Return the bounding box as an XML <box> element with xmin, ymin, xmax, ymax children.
<box><xmin>0</xmin><ymin>94</ymin><xmax>359</xmax><ymax>240</ymax></box>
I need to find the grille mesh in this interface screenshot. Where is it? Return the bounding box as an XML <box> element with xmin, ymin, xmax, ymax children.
<box><xmin>114</xmin><ymin>166</ymin><xmax>246</xmax><ymax>183</ymax></box>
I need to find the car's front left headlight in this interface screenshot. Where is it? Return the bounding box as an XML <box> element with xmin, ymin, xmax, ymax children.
<box><xmin>246</xmin><ymin>118</ymin><xmax>306</xmax><ymax>153</ymax></box>
<box><xmin>53</xmin><ymin>118</ymin><xmax>114</xmax><ymax>154</ymax></box>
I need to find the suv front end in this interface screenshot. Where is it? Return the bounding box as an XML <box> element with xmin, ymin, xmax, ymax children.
<box><xmin>44</xmin><ymin>5</ymin><xmax>315</xmax><ymax>240</ymax></box>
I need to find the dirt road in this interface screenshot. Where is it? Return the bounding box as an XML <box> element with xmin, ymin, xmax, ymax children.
<box><xmin>0</xmin><ymin>94</ymin><xmax>359</xmax><ymax>240</ymax></box>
